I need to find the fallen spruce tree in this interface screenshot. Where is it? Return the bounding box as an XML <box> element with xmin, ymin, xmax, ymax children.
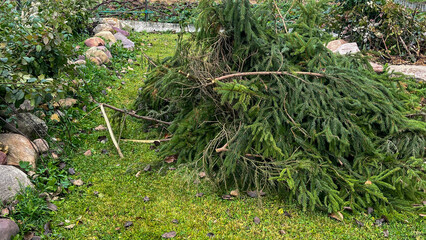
<box><xmin>136</xmin><ymin>0</ymin><xmax>425</xmax><ymax>214</ymax></box>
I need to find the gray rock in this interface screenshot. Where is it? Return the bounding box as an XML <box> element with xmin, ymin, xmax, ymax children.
<box><xmin>0</xmin><ymin>134</ymin><xmax>37</xmax><ymax>170</ymax></box>
<box><xmin>112</xmin><ymin>27</ymin><xmax>129</xmax><ymax>36</ymax></box>
<box><xmin>4</xmin><ymin>113</ymin><xmax>48</xmax><ymax>139</ymax></box>
<box><xmin>0</xmin><ymin>219</ymin><xmax>19</xmax><ymax>240</ymax></box>
<box><xmin>335</xmin><ymin>43</ymin><xmax>360</xmax><ymax>55</ymax></box>
<box><xmin>388</xmin><ymin>65</ymin><xmax>426</xmax><ymax>82</ymax></box>
<box><xmin>114</xmin><ymin>32</ymin><xmax>135</xmax><ymax>50</ymax></box>
<box><xmin>94</xmin><ymin>46</ymin><xmax>112</xmax><ymax>59</ymax></box>
<box><xmin>19</xmin><ymin>100</ymin><xmax>34</xmax><ymax>112</ymax></box>
<box><xmin>326</xmin><ymin>39</ymin><xmax>348</xmax><ymax>52</ymax></box>
<box><xmin>32</xmin><ymin>139</ymin><xmax>49</xmax><ymax>153</ymax></box>
<box><xmin>93</xmin><ymin>23</ymin><xmax>114</xmax><ymax>35</ymax></box>
<box><xmin>0</xmin><ymin>165</ymin><xmax>33</xmax><ymax>203</ymax></box>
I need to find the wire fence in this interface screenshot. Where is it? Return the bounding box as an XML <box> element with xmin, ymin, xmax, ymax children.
<box><xmin>393</xmin><ymin>0</ymin><xmax>426</xmax><ymax>11</ymax></box>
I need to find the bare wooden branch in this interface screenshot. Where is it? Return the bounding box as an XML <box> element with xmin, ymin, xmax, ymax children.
<box><xmin>101</xmin><ymin>103</ymin><xmax>171</xmax><ymax>125</ymax></box>
<box><xmin>211</xmin><ymin>71</ymin><xmax>325</xmax><ymax>84</ymax></box>
<box><xmin>100</xmin><ymin>104</ymin><xmax>124</xmax><ymax>158</ymax></box>
<box><xmin>215</xmin><ymin>143</ymin><xmax>229</xmax><ymax>153</ymax></box>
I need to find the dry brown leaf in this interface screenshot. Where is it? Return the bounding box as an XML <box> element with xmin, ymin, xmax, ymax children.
<box><xmin>73</xmin><ymin>179</ymin><xmax>84</xmax><ymax>186</ymax></box>
<box><xmin>329</xmin><ymin>212</ymin><xmax>344</xmax><ymax>222</ymax></box>
<box><xmin>164</xmin><ymin>155</ymin><xmax>177</xmax><ymax>163</ymax></box>
<box><xmin>64</xmin><ymin>224</ymin><xmax>75</xmax><ymax>229</ymax></box>
<box><xmin>230</xmin><ymin>190</ymin><xmax>239</xmax><ymax>197</ymax></box>
<box><xmin>84</xmin><ymin>150</ymin><xmax>92</xmax><ymax>156</ymax></box>
<box><xmin>50</xmin><ymin>113</ymin><xmax>60</xmax><ymax>122</ymax></box>
<box><xmin>94</xmin><ymin>125</ymin><xmax>107</xmax><ymax>131</ymax></box>
<box><xmin>1</xmin><ymin>208</ymin><xmax>9</xmax><ymax>216</ymax></box>
<box><xmin>162</xmin><ymin>231</ymin><xmax>177</xmax><ymax>238</ymax></box>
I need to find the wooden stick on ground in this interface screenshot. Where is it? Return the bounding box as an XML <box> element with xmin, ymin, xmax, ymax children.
<box><xmin>100</xmin><ymin>104</ymin><xmax>124</xmax><ymax>158</ymax></box>
<box><xmin>121</xmin><ymin>139</ymin><xmax>171</xmax><ymax>144</ymax></box>
<box><xmin>101</xmin><ymin>103</ymin><xmax>172</xmax><ymax>125</ymax></box>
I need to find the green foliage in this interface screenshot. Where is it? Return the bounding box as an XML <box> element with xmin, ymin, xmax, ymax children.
<box><xmin>0</xmin><ymin>0</ymin><xmax>96</xmax><ymax>115</ymax></box>
<box><xmin>10</xmin><ymin>187</ymin><xmax>50</xmax><ymax>233</ymax></box>
<box><xmin>33</xmin><ymin>158</ymin><xmax>75</xmax><ymax>193</ymax></box>
<box><xmin>136</xmin><ymin>0</ymin><xmax>426</xmax><ymax>214</ymax></box>
<box><xmin>327</xmin><ymin>0</ymin><xmax>426</xmax><ymax>60</ymax></box>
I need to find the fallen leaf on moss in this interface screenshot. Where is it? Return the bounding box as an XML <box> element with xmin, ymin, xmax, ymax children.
<box><xmin>164</xmin><ymin>155</ymin><xmax>177</xmax><ymax>163</ymax></box>
<box><xmin>124</xmin><ymin>221</ymin><xmax>133</xmax><ymax>228</ymax></box>
<box><xmin>162</xmin><ymin>231</ymin><xmax>177</xmax><ymax>238</ymax></box>
<box><xmin>329</xmin><ymin>212</ymin><xmax>344</xmax><ymax>222</ymax></box>
<box><xmin>50</xmin><ymin>113</ymin><xmax>60</xmax><ymax>122</ymax></box>
<box><xmin>94</xmin><ymin>125</ymin><xmax>107</xmax><ymax>131</ymax></box>
<box><xmin>64</xmin><ymin>224</ymin><xmax>75</xmax><ymax>229</ymax></box>
<box><xmin>73</xmin><ymin>179</ymin><xmax>84</xmax><ymax>186</ymax></box>
<box><xmin>230</xmin><ymin>190</ymin><xmax>239</xmax><ymax>197</ymax></box>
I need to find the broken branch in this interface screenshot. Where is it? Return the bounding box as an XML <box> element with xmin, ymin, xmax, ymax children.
<box><xmin>101</xmin><ymin>103</ymin><xmax>172</xmax><ymax>125</ymax></box>
<box><xmin>100</xmin><ymin>104</ymin><xmax>124</xmax><ymax>158</ymax></box>
<box><xmin>208</xmin><ymin>71</ymin><xmax>325</xmax><ymax>86</ymax></box>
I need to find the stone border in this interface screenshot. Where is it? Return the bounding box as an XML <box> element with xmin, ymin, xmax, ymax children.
<box><xmin>121</xmin><ymin>20</ymin><xmax>196</xmax><ymax>33</ymax></box>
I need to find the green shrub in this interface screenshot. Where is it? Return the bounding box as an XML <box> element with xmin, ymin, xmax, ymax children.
<box><xmin>0</xmin><ymin>0</ymin><xmax>96</xmax><ymax>113</ymax></box>
<box><xmin>327</xmin><ymin>1</ymin><xmax>426</xmax><ymax>60</ymax></box>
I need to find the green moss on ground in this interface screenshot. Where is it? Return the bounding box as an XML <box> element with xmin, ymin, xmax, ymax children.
<box><xmin>51</xmin><ymin>33</ymin><xmax>425</xmax><ymax>240</ymax></box>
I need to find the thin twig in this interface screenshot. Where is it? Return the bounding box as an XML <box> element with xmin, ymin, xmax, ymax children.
<box><xmin>141</xmin><ymin>52</ymin><xmax>158</xmax><ymax>67</ymax></box>
<box><xmin>273</xmin><ymin>0</ymin><xmax>287</xmax><ymax>33</ymax></box>
<box><xmin>100</xmin><ymin>104</ymin><xmax>124</xmax><ymax>158</ymax></box>
<box><xmin>101</xmin><ymin>103</ymin><xmax>171</xmax><ymax>125</ymax></box>
<box><xmin>121</xmin><ymin>138</ymin><xmax>171</xmax><ymax>143</ymax></box>
<box><xmin>80</xmin><ymin>105</ymin><xmax>100</xmax><ymax>121</ymax></box>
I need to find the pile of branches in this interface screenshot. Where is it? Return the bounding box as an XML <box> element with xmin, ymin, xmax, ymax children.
<box><xmin>136</xmin><ymin>0</ymin><xmax>425</xmax><ymax>214</ymax></box>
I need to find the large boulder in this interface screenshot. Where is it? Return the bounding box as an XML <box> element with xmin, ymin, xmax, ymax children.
<box><xmin>85</xmin><ymin>47</ymin><xmax>110</xmax><ymax>65</ymax></box>
<box><xmin>93</xmin><ymin>24</ymin><xmax>114</xmax><ymax>35</ymax></box>
<box><xmin>114</xmin><ymin>32</ymin><xmax>135</xmax><ymax>50</ymax></box>
<box><xmin>84</xmin><ymin>37</ymin><xmax>105</xmax><ymax>47</ymax></box>
<box><xmin>94</xmin><ymin>31</ymin><xmax>117</xmax><ymax>45</ymax></box>
<box><xmin>0</xmin><ymin>219</ymin><xmax>20</xmax><ymax>240</ymax></box>
<box><xmin>4</xmin><ymin>113</ymin><xmax>48</xmax><ymax>139</ymax></box>
<box><xmin>0</xmin><ymin>134</ymin><xmax>37</xmax><ymax>170</ymax></box>
<box><xmin>0</xmin><ymin>165</ymin><xmax>33</xmax><ymax>203</ymax></box>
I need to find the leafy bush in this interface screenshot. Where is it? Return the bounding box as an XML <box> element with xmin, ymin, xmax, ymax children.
<box><xmin>327</xmin><ymin>1</ymin><xmax>426</xmax><ymax>60</ymax></box>
<box><xmin>0</xmin><ymin>0</ymin><xmax>96</xmax><ymax>113</ymax></box>
<box><xmin>136</xmin><ymin>0</ymin><xmax>425</xmax><ymax>214</ymax></box>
